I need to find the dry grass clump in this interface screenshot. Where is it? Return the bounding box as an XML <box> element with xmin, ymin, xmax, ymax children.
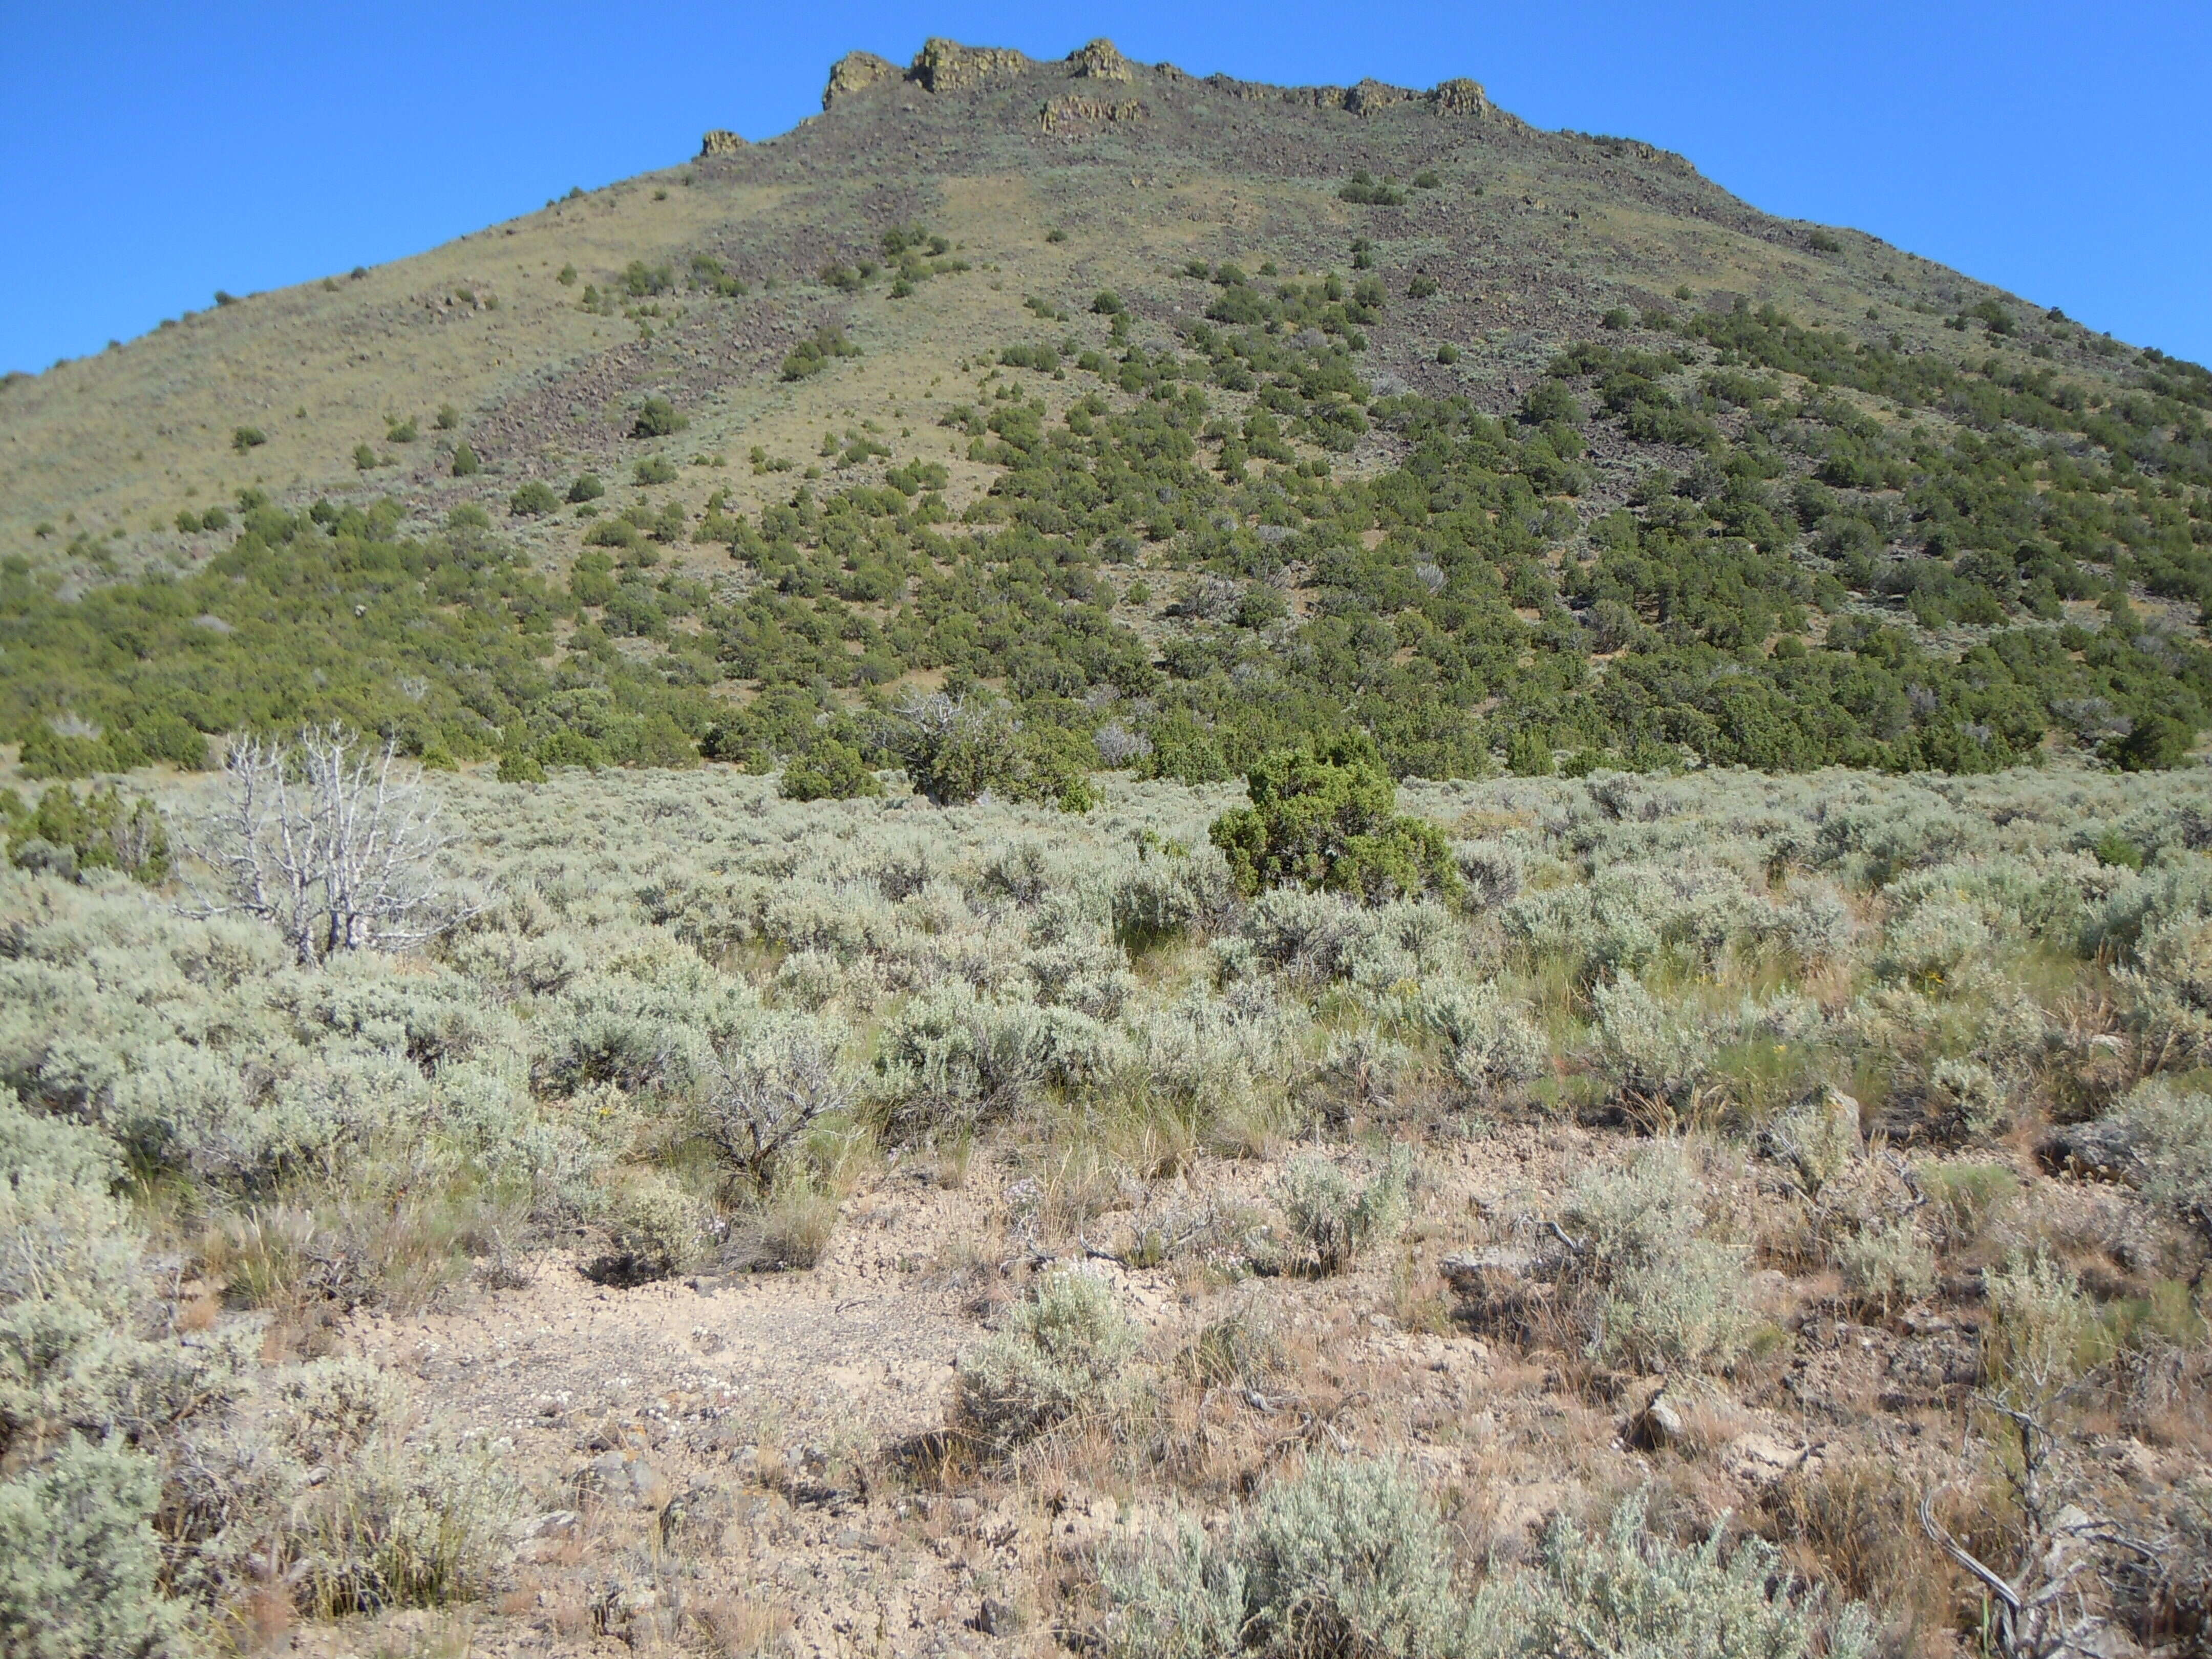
<box><xmin>273</xmin><ymin>1358</ymin><xmax>523</xmax><ymax>1618</ymax></box>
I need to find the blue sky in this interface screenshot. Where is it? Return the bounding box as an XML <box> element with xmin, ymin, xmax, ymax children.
<box><xmin>4</xmin><ymin>2</ymin><xmax>2206</xmax><ymax>375</ymax></box>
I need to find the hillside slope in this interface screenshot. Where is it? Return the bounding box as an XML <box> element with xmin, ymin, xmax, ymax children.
<box><xmin>4</xmin><ymin>36</ymin><xmax>2210</xmax><ymax>785</ymax></box>
<box><xmin>0</xmin><ymin>38</ymin><xmax>2085</xmax><ymax>564</ymax></box>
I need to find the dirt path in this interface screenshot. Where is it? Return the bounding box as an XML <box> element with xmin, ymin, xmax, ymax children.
<box><xmin>330</xmin><ymin>1177</ymin><xmax>1008</xmax><ymax>1656</ymax></box>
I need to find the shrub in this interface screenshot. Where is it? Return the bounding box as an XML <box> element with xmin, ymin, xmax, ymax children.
<box><xmin>1338</xmin><ymin>171</ymin><xmax>1407</xmax><ymax>206</ymax></box>
<box><xmin>779</xmin><ymin>738</ymin><xmax>882</xmax><ymax>801</ymax></box>
<box><xmin>0</xmin><ymin>1435</ymin><xmax>176</xmax><ymax>1659</ymax></box>
<box><xmin>5</xmin><ymin>783</ymin><xmax>171</xmax><ymax>882</ymax></box>
<box><xmin>231</xmin><ymin>426</ymin><xmax>266</xmax><ymax>453</ymax></box>
<box><xmin>953</xmin><ymin>1267</ymin><xmax>1136</xmax><ymax>1454</ymax></box>
<box><xmin>1412</xmin><ymin>977</ymin><xmax>1546</xmax><ymax>1092</ymax></box>
<box><xmin>1101</xmin><ymin>1455</ymin><xmax>1473</xmax><ymax>1659</ymax></box>
<box><xmin>508</xmin><ymin>480</ymin><xmax>560</xmax><ymax>517</ymax></box>
<box><xmin>1875</xmin><ymin>896</ymin><xmax>1988</xmax><ymax>987</ymax></box>
<box><xmin>876</xmin><ymin>986</ymin><xmax>1111</xmax><ymax>1122</ymax></box>
<box><xmin>1835</xmin><ymin>1217</ymin><xmax>1937</xmax><ymax>1315</ymax></box>
<box><xmin>881</xmin><ymin>690</ymin><xmax>1093</xmax><ymax>811</ymax></box>
<box><xmin>1277</xmin><ymin>1149</ymin><xmax>1410</xmax><ymax>1274</ymax></box>
<box><xmin>780</xmin><ymin>328</ymin><xmax>860</xmax><ymax>381</ymax></box>
<box><xmin>2112</xmin><ymin>714</ymin><xmax>2190</xmax><ymax>771</ymax></box>
<box><xmin>1914</xmin><ymin>1159</ymin><xmax>2018</xmax><ymax>1246</ymax></box>
<box><xmin>1926</xmin><ymin>1055</ymin><xmax>2009</xmax><ymax>1139</ymax></box>
<box><xmin>566</xmin><ymin>472</ymin><xmax>605</xmax><ymax>503</ymax></box>
<box><xmin>633</xmin><ymin>455</ymin><xmax>677</xmax><ymax>486</ymax></box>
<box><xmin>1092</xmin><ymin>289</ymin><xmax>1125</xmax><ymax>315</ymax></box>
<box><xmin>449</xmin><ymin>442</ymin><xmax>479</xmax><ymax>476</ymax></box>
<box><xmin>1210</xmin><ymin>741</ymin><xmax>1460</xmax><ymax>904</ymax></box>
<box><xmin>2120</xmin><ymin>917</ymin><xmax>2212</xmax><ymax>1068</ymax></box>
<box><xmin>282</xmin><ymin>1365</ymin><xmax>522</xmax><ymax>1617</ymax></box>
<box><xmin>1590</xmin><ymin>975</ymin><xmax>1712</xmax><ymax>1112</ymax></box>
<box><xmin>1982</xmin><ymin>1247</ymin><xmax>2110</xmax><ymax>1409</ymax></box>
<box><xmin>1762</xmin><ymin>1090</ymin><xmax>1861</xmax><ymax>1193</ymax></box>
<box><xmin>183</xmin><ymin>726</ymin><xmax>462</xmax><ymax>964</ymax></box>
<box><xmin>2090</xmin><ymin>1081</ymin><xmax>2212</xmax><ymax>1238</ymax></box>
<box><xmin>590</xmin><ymin>1170</ymin><xmax>710</xmax><ymax>1285</ymax></box>
<box><xmin>0</xmin><ymin>1093</ymin><xmax>188</xmax><ymax>1657</ymax></box>
<box><xmin>699</xmin><ymin>1020</ymin><xmax>849</xmax><ymax>1188</ymax></box>
<box><xmin>631</xmin><ymin>397</ymin><xmax>687</xmax><ymax>438</ymax></box>
<box><xmin>1560</xmin><ymin>1147</ymin><xmax>1754</xmax><ymax>1370</ymax></box>
<box><xmin>1500</xmin><ymin>1492</ymin><xmax>1874</xmax><ymax>1659</ymax></box>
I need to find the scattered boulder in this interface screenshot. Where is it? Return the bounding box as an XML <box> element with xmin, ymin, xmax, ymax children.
<box><xmin>698</xmin><ymin>129</ymin><xmax>747</xmax><ymax>157</ymax></box>
<box><xmin>1724</xmin><ymin>1432</ymin><xmax>1816</xmax><ymax>1488</ymax></box>
<box><xmin>1626</xmin><ymin>1389</ymin><xmax>1684</xmax><ymax>1450</ymax></box>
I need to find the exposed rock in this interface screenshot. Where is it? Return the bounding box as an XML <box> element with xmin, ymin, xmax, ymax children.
<box><xmin>1438</xmin><ymin>1244</ymin><xmax>1545</xmax><ymax>1292</ymax></box>
<box><xmin>1039</xmin><ymin>96</ymin><xmax>1145</xmax><ymax>134</ymax></box>
<box><xmin>1345</xmin><ymin>78</ymin><xmax>1415</xmax><ymax>114</ymax></box>
<box><xmin>2043</xmin><ymin>1115</ymin><xmax>2151</xmax><ymax>1184</ymax></box>
<box><xmin>976</xmin><ymin>1596</ymin><xmax>1019</xmax><ymax>1636</ymax></box>
<box><xmin>697</xmin><ymin>129</ymin><xmax>747</xmax><ymax>157</ymax></box>
<box><xmin>1430</xmin><ymin>77</ymin><xmax>1491</xmax><ymax>117</ymax></box>
<box><xmin>822</xmin><ymin>51</ymin><xmax>897</xmax><ymax>110</ymax></box>
<box><xmin>1627</xmin><ymin>1390</ymin><xmax>1684</xmax><ymax>1450</ymax></box>
<box><xmin>1066</xmin><ymin>38</ymin><xmax>1134</xmax><ymax>82</ymax></box>
<box><xmin>1724</xmin><ymin>1431</ymin><xmax>1816</xmax><ymax>1487</ymax></box>
<box><xmin>908</xmin><ymin>38</ymin><xmax>1031</xmax><ymax>94</ymax></box>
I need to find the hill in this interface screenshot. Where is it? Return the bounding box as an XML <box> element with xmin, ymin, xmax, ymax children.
<box><xmin>5</xmin><ymin>36</ymin><xmax>2210</xmax><ymax>788</ymax></box>
<box><xmin>7</xmin><ymin>39</ymin><xmax>2212</xmax><ymax>1659</ymax></box>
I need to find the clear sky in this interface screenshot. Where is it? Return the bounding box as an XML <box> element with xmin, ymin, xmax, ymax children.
<box><xmin>4</xmin><ymin>2</ymin><xmax>2206</xmax><ymax>376</ymax></box>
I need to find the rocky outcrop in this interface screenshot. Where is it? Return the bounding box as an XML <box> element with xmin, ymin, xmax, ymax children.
<box><xmin>697</xmin><ymin>130</ymin><xmax>747</xmax><ymax>157</ymax></box>
<box><xmin>1065</xmin><ymin>38</ymin><xmax>1133</xmax><ymax>82</ymax></box>
<box><xmin>1429</xmin><ymin>77</ymin><xmax>1491</xmax><ymax>117</ymax></box>
<box><xmin>1345</xmin><ymin>78</ymin><xmax>1415</xmax><ymax>114</ymax></box>
<box><xmin>1038</xmin><ymin>95</ymin><xmax>1144</xmax><ymax>134</ymax></box>
<box><xmin>822</xmin><ymin>51</ymin><xmax>897</xmax><ymax>110</ymax></box>
<box><xmin>907</xmin><ymin>38</ymin><xmax>1031</xmax><ymax>93</ymax></box>
<box><xmin>825</xmin><ymin>39</ymin><xmax>1511</xmax><ymax>129</ymax></box>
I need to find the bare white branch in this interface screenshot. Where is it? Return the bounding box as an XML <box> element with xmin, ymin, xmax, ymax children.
<box><xmin>183</xmin><ymin>725</ymin><xmax>469</xmax><ymax>963</ymax></box>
